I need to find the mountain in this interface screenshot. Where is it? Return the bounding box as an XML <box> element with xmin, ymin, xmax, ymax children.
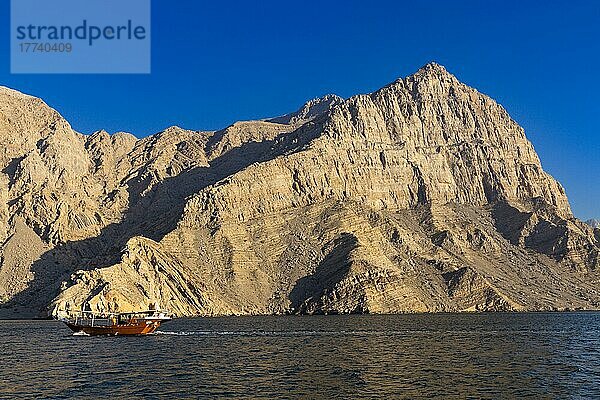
<box><xmin>0</xmin><ymin>63</ymin><xmax>599</xmax><ymax>318</ymax></box>
<box><xmin>268</xmin><ymin>94</ymin><xmax>344</xmax><ymax>125</ymax></box>
<box><xmin>586</xmin><ymin>219</ymin><xmax>600</xmax><ymax>229</ymax></box>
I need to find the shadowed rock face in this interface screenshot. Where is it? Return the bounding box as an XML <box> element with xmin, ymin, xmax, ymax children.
<box><xmin>0</xmin><ymin>63</ymin><xmax>599</xmax><ymax>318</ymax></box>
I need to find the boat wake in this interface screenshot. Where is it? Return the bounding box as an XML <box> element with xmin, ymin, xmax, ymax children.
<box><xmin>154</xmin><ymin>329</ymin><xmax>571</xmax><ymax>337</ymax></box>
<box><xmin>72</xmin><ymin>331</ymin><xmax>90</xmax><ymax>336</ymax></box>
<box><xmin>154</xmin><ymin>330</ymin><xmax>419</xmax><ymax>337</ymax></box>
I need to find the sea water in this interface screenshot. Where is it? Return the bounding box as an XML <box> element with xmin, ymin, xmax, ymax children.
<box><xmin>0</xmin><ymin>313</ymin><xmax>599</xmax><ymax>399</ymax></box>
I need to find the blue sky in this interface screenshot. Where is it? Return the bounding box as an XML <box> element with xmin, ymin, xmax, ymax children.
<box><xmin>0</xmin><ymin>1</ymin><xmax>598</xmax><ymax>219</ymax></box>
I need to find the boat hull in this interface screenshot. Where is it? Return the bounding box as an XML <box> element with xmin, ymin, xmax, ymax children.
<box><xmin>65</xmin><ymin>320</ymin><xmax>163</xmax><ymax>336</ymax></box>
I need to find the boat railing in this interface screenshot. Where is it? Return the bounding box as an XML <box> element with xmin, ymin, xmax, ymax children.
<box><xmin>59</xmin><ymin>310</ymin><xmax>169</xmax><ymax>327</ymax></box>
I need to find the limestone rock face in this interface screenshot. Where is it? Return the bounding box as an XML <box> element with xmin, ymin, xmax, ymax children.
<box><xmin>2</xmin><ymin>63</ymin><xmax>600</xmax><ymax>318</ymax></box>
<box><xmin>52</xmin><ymin>237</ymin><xmax>209</xmax><ymax>317</ymax></box>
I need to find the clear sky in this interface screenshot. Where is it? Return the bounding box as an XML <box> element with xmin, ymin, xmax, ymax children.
<box><xmin>0</xmin><ymin>1</ymin><xmax>598</xmax><ymax>219</ymax></box>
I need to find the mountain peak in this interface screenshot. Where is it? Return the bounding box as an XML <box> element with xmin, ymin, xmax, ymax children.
<box><xmin>419</xmin><ymin>61</ymin><xmax>448</xmax><ymax>72</ymax></box>
<box><xmin>268</xmin><ymin>94</ymin><xmax>344</xmax><ymax>125</ymax></box>
<box><xmin>411</xmin><ymin>62</ymin><xmax>455</xmax><ymax>81</ymax></box>
<box><xmin>382</xmin><ymin>62</ymin><xmax>457</xmax><ymax>92</ymax></box>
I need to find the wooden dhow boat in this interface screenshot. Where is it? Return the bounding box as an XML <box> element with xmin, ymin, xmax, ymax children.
<box><xmin>57</xmin><ymin>310</ymin><xmax>171</xmax><ymax>336</ymax></box>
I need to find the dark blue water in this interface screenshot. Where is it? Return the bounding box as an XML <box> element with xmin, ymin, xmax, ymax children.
<box><xmin>0</xmin><ymin>313</ymin><xmax>599</xmax><ymax>399</ymax></box>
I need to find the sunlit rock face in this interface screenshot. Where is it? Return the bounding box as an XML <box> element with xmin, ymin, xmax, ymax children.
<box><xmin>0</xmin><ymin>64</ymin><xmax>599</xmax><ymax>318</ymax></box>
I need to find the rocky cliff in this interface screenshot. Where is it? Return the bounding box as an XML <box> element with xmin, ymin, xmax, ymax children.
<box><xmin>1</xmin><ymin>63</ymin><xmax>599</xmax><ymax>318</ymax></box>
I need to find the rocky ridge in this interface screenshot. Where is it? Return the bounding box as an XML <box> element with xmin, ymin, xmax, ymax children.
<box><xmin>586</xmin><ymin>219</ymin><xmax>600</xmax><ymax>229</ymax></box>
<box><xmin>0</xmin><ymin>64</ymin><xmax>599</xmax><ymax>318</ymax></box>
